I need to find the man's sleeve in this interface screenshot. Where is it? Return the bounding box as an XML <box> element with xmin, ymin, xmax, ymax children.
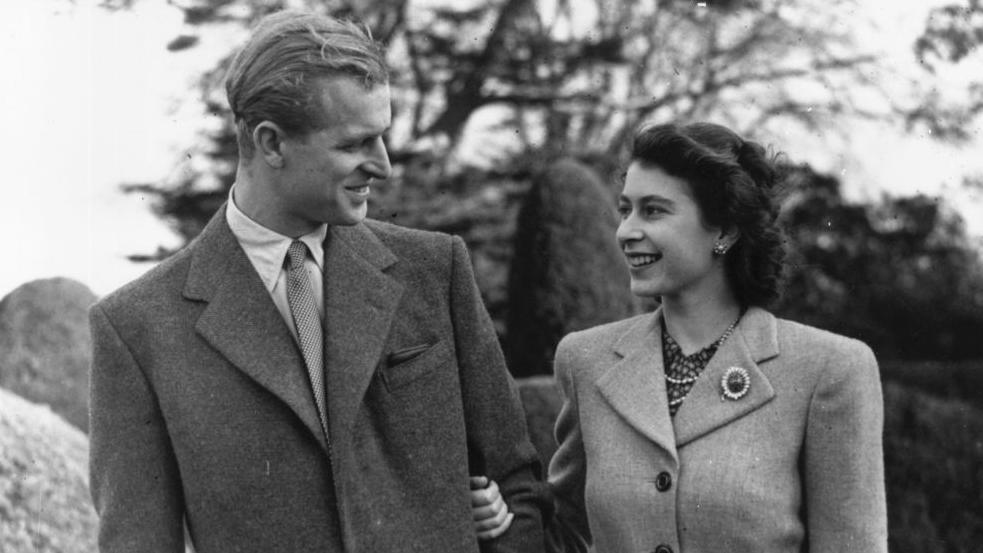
<box><xmin>448</xmin><ymin>236</ymin><xmax>549</xmax><ymax>552</ymax></box>
<box><xmin>89</xmin><ymin>303</ymin><xmax>186</xmax><ymax>553</ymax></box>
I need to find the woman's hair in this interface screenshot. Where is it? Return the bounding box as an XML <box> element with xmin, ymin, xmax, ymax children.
<box><xmin>630</xmin><ymin>122</ymin><xmax>786</xmax><ymax>307</ymax></box>
<box><xmin>225</xmin><ymin>10</ymin><xmax>389</xmax><ymax>159</ymax></box>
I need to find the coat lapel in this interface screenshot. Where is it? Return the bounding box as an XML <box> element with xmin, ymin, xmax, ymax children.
<box><xmin>673</xmin><ymin>307</ymin><xmax>779</xmax><ymax>448</ymax></box>
<box><xmin>183</xmin><ymin>207</ymin><xmax>329</xmax><ymax>452</ymax></box>
<box><xmin>322</xmin><ymin>223</ymin><xmax>403</xmax><ymax>453</ymax></box>
<box><xmin>596</xmin><ymin>311</ymin><xmax>679</xmax><ymax>462</ymax></box>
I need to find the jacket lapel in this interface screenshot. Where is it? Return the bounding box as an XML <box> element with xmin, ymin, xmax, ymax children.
<box><xmin>184</xmin><ymin>206</ymin><xmax>329</xmax><ymax>452</ymax></box>
<box><xmin>596</xmin><ymin>311</ymin><xmax>678</xmax><ymax>462</ymax></box>
<box><xmin>673</xmin><ymin>307</ymin><xmax>779</xmax><ymax>448</ymax></box>
<box><xmin>322</xmin><ymin>223</ymin><xmax>403</xmax><ymax>452</ymax></box>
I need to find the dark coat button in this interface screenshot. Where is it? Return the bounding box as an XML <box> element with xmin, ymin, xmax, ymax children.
<box><xmin>654</xmin><ymin>545</ymin><xmax>673</xmax><ymax>553</ymax></box>
<box><xmin>655</xmin><ymin>471</ymin><xmax>672</xmax><ymax>492</ymax></box>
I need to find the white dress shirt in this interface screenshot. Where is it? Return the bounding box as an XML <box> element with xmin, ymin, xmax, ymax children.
<box><xmin>225</xmin><ymin>187</ymin><xmax>327</xmax><ymax>342</ymax></box>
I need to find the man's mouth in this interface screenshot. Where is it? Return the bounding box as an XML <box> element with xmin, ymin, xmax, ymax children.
<box><xmin>626</xmin><ymin>253</ymin><xmax>662</xmax><ymax>268</ymax></box>
<box><xmin>345</xmin><ymin>184</ymin><xmax>370</xmax><ymax>197</ymax></box>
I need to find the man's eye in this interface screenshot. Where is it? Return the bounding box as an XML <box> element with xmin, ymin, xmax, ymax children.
<box><xmin>617</xmin><ymin>205</ymin><xmax>631</xmax><ymax>218</ymax></box>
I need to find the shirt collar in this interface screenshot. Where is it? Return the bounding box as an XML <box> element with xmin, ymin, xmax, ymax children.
<box><xmin>225</xmin><ymin>186</ymin><xmax>328</xmax><ymax>293</ymax></box>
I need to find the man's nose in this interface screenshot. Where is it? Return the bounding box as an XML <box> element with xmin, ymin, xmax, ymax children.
<box><xmin>364</xmin><ymin>136</ymin><xmax>392</xmax><ymax>180</ymax></box>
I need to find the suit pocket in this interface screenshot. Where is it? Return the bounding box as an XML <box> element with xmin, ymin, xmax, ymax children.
<box><xmin>380</xmin><ymin>341</ymin><xmax>445</xmax><ymax>391</ymax></box>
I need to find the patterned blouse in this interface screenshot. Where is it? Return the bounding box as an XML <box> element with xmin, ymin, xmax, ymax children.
<box><xmin>661</xmin><ymin>322</ymin><xmax>724</xmax><ymax>417</ymax></box>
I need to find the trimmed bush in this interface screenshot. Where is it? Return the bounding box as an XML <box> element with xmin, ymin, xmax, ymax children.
<box><xmin>0</xmin><ymin>278</ymin><xmax>96</xmax><ymax>431</ymax></box>
<box><xmin>505</xmin><ymin>158</ymin><xmax>638</xmax><ymax>377</ymax></box>
<box><xmin>0</xmin><ymin>387</ymin><xmax>97</xmax><ymax>553</ymax></box>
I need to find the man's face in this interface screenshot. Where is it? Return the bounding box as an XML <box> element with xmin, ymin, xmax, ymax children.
<box><xmin>273</xmin><ymin>76</ymin><xmax>392</xmax><ymax>234</ymax></box>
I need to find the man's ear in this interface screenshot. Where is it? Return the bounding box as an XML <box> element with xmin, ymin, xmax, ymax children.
<box><xmin>252</xmin><ymin>121</ymin><xmax>287</xmax><ymax>169</ymax></box>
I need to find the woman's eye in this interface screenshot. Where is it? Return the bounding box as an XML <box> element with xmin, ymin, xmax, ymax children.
<box><xmin>617</xmin><ymin>205</ymin><xmax>631</xmax><ymax>218</ymax></box>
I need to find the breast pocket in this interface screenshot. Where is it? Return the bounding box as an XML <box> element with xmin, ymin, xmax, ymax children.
<box><xmin>379</xmin><ymin>340</ymin><xmax>449</xmax><ymax>392</ymax></box>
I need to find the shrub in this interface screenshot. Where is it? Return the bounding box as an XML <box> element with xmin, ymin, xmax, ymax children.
<box><xmin>883</xmin><ymin>380</ymin><xmax>983</xmax><ymax>552</ymax></box>
<box><xmin>0</xmin><ymin>387</ymin><xmax>96</xmax><ymax>553</ymax></box>
<box><xmin>504</xmin><ymin>158</ymin><xmax>638</xmax><ymax>377</ymax></box>
<box><xmin>0</xmin><ymin>278</ymin><xmax>96</xmax><ymax>431</ymax></box>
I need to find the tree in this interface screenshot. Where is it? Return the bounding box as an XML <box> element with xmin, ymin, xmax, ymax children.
<box><xmin>775</xmin><ymin>164</ymin><xmax>983</xmax><ymax>360</ymax></box>
<box><xmin>104</xmin><ymin>0</ymin><xmax>939</xmax><ymax>257</ymax></box>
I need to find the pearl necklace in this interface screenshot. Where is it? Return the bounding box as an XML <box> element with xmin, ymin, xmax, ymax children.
<box><xmin>664</xmin><ymin>316</ymin><xmax>741</xmax><ymax>386</ymax></box>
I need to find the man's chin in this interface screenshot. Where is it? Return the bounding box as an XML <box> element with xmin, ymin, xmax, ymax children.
<box><xmin>326</xmin><ymin>207</ymin><xmax>368</xmax><ymax>226</ymax></box>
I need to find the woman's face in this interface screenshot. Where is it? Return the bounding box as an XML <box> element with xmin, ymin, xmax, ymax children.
<box><xmin>616</xmin><ymin>161</ymin><xmax>728</xmax><ymax>301</ymax></box>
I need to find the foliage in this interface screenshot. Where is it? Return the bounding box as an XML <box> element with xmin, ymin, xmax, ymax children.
<box><xmin>0</xmin><ymin>278</ymin><xmax>97</xmax><ymax>432</ymax></box>
<box><xmin>883</xmin><ymin>379</ymin><xmax>983</xmax><ymax>553</ymax></box>
<box><xmin>0</xmin><ymin>388</ymin><xmax>97</xmax><ymax>553</ymax></box>
<box><xmin>775</xmin><ymin>165</ymin><xmax>983</xmax><ymax>360</ymax></box>
<box><xmin>504</xmin><ymin>158</ymin><xmax>637</xmax><ymax>377</ymax></box>
<box><xmin>107</xmin><ymin>0</ymin><xmax>942</xmax><ymax>258</ymax></box>
<box><xmin>880</xmin><ymin>359</ymin><xmax>983</xmax><ymax>409</ymax></box>
<box><xmin>907</xmin><ymin>0</ymin><xmax>983</xmax><ymax>142</ymax></box>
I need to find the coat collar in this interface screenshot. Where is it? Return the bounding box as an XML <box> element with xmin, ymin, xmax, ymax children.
<box><xmin>597</xmin><ymin>313</ymin><xmax>679</xmax><ymax>462</ymax></box>
<box><xmin>184</xmin><ymin>206</ymin><xmax>329</xmax><ymax>451</ymax></box>
<box><xmin>322</xmin><ymin>223</ymin><xmax>403</xmax><ymax>455</ymax></box>
<box><xmin>183</xmin><ymin>207</ymin><xmax>403</xmax><ymax>455</ymax></box>
<box><xmin>597</xmin><ymin>306</ymin><xmax>779</xmax><ymax>458</ymax></box>
<box><xmin>672</xmin><ymin>306</ymin><xmax>778</xmax><ymax>447</ymax></box>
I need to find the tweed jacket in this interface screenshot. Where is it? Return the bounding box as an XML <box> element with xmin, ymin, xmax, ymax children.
<box><xmin>546</xmin><ymin>307</ymin><xmax>887</xmax><ymax>553</ymax></box>
<box><xmin>88</xmin><ymin>206</ymin><xmax>546</xmax><ymax>553</ymax></box>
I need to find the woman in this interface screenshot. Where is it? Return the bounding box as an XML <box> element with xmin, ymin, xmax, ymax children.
<box><xmin>474</xmin><ymin>122</ymin><xmax>887</xmax><ymax>552</ymax></box>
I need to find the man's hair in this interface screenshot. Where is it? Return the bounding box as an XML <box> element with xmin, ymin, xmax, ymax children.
<box><xmin>225</xmin><ymin>10</ymin><xmax>389</xmax><ymax>158</ymax></box>
<box><xmin>630</xmin><ymin>122</ymin><xmax>787</xmax><ymax>307</ymax></box>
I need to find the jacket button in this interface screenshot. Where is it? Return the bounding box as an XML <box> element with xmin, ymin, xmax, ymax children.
<box><xmin>654</xmin><ymin>545</ymin><xmax>673</xmax><ymax>553</ymax></box>
<box><xmin>655</xmin><ymin>471</ymin><xmax>672</xmax><ymax>492</ymax></box>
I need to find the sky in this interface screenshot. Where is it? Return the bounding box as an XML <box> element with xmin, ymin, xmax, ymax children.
<box><xmin>0</xmin><ymin>0</ymin><xmax>981</xmax><ymax>299</ymax></box>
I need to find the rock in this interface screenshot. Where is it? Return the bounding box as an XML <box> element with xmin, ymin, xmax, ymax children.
<box><xmin>0</xmin><ymin>277</ymin><xmax>96</xmax><ymax>431</ymax></box>
<box><xmin>0</xmin><ymin>387</ymin><xmax>97</xmax><ymax>553</ymax></box>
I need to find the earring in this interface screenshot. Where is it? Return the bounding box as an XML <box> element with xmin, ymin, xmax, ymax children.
<box><xmin>712</xmin><ymin>242</ymin><xmax>729</xmax><ymax>256</ymax></box>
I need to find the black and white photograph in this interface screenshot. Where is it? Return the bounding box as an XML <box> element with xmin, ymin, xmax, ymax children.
<box><xmin>1</xmin><ymin>0</ymin><xmax>981</xmax><ymax>552</ymax></box>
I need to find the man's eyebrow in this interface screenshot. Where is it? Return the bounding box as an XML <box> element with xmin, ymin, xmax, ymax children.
<box><xmin>342</xmin><ymin>125</ymin><xmax>391</xmax><ymax>141</ymax></box>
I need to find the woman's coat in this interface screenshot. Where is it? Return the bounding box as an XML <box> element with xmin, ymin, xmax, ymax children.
<box><xmin>547</xmin><ymin>307</ymin><xmax>887</xmax><ymax>553</ymax></box>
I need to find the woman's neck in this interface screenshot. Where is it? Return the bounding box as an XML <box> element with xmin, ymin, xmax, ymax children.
<box><xmin>661</xmin><ymin>291</ymin><xmax>743</xmax><ymax>356</ymax></box>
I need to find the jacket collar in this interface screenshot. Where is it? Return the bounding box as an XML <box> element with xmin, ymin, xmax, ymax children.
<box><xmin>597</xmin><ymin>306</ymin><xmax>779</xmax><ymax>459</ymax></box>
<box><xmin>671</xmin><ymin>306</ymin><xmax>778</xmax><ymax>447</ymax></box>
<box><xmin>321</xmin><ymin>222</ymin><xmax>403</xmax><ymax>455</ymax></box>
<box><xmin>183</xmin><ymin>207</ymin><xmax>403</xmax><ymax>455</ymax></box>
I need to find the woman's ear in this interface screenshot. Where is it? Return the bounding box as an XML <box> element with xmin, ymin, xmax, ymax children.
<box><xmin>252</xmin><ymin>121</ymin><xmax>286</xmax><ymax>169</ymax></box>
<box><xmin>718</xmin><ymin>226</ymin><xmax>741</xmax><ymax>251</ymax></box>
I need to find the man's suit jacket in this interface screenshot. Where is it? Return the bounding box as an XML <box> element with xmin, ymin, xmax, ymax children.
<box><xmin>547</xmin><ymin>307</ymin><xmax>887</xmax><ymax>553</ymax></box>
<box><xmin>89</xmin><ymin>206</ymin><xmax>546</xmax><ymax>553</ymax></box>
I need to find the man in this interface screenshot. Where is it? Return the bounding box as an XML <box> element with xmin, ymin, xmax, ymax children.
<box><xmin>88</xmin><ymin>10</ymin><xmax>545</xmax><ymax>552</ymax></box>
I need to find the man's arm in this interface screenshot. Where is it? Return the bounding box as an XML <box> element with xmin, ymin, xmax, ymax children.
<box><xmin>89</xmin><ymin>303</ymin><xmax>186</xmax><ymax>552</ymax></box>
<box><xmin>448</xmin><ymin>236</ymin><xmax>548</xmax><ymax>552</ymax></box>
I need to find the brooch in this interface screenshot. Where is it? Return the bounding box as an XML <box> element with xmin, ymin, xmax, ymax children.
<box><xmin>720</xmin><ymin>366</ymin><xmax>751</xmax><ymax>401</ymax></box>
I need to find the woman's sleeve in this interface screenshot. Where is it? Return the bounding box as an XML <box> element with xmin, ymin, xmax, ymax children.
<box><xmin>544</xmin><ymin>335</ymin><xmax>592</xmax><ymax>553</ymax></box>
<box><xmin>803</xmin><ymin>340</ymin><xmax>888</xmax><ymax>552</ymax></box>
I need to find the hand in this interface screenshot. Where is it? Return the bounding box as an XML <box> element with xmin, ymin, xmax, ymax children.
<box><xmin>469</xmin><ymin>476</ymin><xmax>514</xmax><ymax>540</ymax></box>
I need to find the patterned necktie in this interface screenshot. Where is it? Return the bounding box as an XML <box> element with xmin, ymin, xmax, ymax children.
<box><xmin>285</xmin><ymin>241</ymin><xmax>328</xmax><ymax>437</ymax></box>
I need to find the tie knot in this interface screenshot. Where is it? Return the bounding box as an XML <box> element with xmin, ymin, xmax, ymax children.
<box><xmin>286</xmin><ymin>240</ymin><xmax>309</xmax><ymax>270</ymax></box>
